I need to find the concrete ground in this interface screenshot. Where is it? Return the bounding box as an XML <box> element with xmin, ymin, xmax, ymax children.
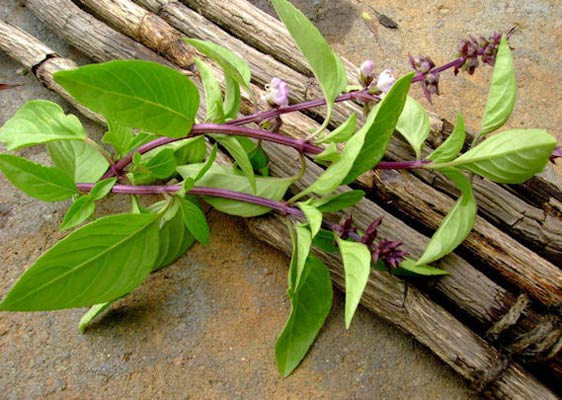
<box><xmin>1</xmin><ymin>0</ymin><xmax>560</xmax><ymax>398</ymax></box>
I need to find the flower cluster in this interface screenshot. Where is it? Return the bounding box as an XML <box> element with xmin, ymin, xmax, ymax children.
<box><xmin>409</xmin><ymin>55</ymin><xmax>440</xmax><ymax>103</ymax></box>
<box><xmin>358</xmin><ymin>60</ymin><xmax>397</xmax><ymax>96</ymax></box>
<box><xmin>336</xmin><ymin>215</ymin><xmax>407</xmax><ymax>272</ymax></box>
<box><xmin>455</xmin><ymin>30</ymin><xmax>514</xmax><ymax>75</ymax></box>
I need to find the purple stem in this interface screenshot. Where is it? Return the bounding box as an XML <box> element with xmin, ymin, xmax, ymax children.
<box><xmin>76</xmin><ymin>182</ymin><xmax>304</xmax><ymax>217</ymax></box>
<box><xmin>412</xmin><ymin>59</ymin><xmax>463</xmax><ymax>83</ymax></box>
<box><xmin>74</xmin><ymin>183</ymin><xmax>356</xmax><ymax>233</ymax></box>
<box><xmin>104</xmin><ymin>123</ymin><xmax>325</xmax><ymax>178</ymax></box>
<box><xmin>227</xmin><ymin>91</ymin><xmax>378</xmax><ymax>127</ymax></box>
<box><xmin>376</xmin><ymin>160</ymin><xmax>430</xmax><ymax>169</ymax></box>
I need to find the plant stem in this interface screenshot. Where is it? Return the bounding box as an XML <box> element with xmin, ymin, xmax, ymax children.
<box><xmin>76</xmin><ymin>182</ymin><xmax>303</xmax><ymax>217</ymax></box>
<box><xmin>75</xmin><ymin>182</ymin><xmax>357</xmax><ymax>239</ymax></box>
<box><xmin>103</xmin><ymin>124</ymin><xmax>325</xmax><ymax>178</ymax></box>
<box><xmin>227</xmin><ymin>90</ymin><xmax>378</xmax><ymax>127</ymax></box>
<box><xmin>376</xmin><ymin>160</ymin><xmax>430</xmax><ymax>169</ymax></box>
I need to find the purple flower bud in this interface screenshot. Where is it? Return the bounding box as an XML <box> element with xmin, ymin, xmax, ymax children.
<box><xmin>361</xmin><ymin>216</ymin><xmax>383</xmax><ymax>247</ymax></box>
<box><xmin>358</xmin><ymin>60</ymin><xmax>376</xmax><ymax>87</ymax></box>
<box><xmin>264</xmin><ymin>77</ymin><xmax>289</xmax><ymax>108</ymax></box>
<box><xmin>372</xmin><ymin>239</ymin><xmax>408</xmax><ymax>271</ymax></box>
<box><xmin>550</xmin><ymin>146</ymin><xmax>562</xmax><ymax>163</ymax></box>
<box><xmin>376</xmin><ymin>69</ymin><xmax>397</xmax><ymax>95</ymax></box>
<box><xmin>335</xmin><ymin>214</ymin><xmax>357</xmax><ymax>240</ymax></box>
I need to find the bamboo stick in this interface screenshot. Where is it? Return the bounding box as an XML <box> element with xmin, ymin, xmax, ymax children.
<box><xmin>2</xmin><ymin>7</ymin><xmax>556</xmax><ymax>396</ymax></box>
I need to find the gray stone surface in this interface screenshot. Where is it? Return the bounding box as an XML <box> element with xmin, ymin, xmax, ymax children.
<box><xmin>0</xmin><ymin>0</ymin><xmax>560</xmax><ymax>398</ymax></box>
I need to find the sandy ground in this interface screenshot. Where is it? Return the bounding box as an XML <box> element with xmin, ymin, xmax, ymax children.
<box><xmin>1</xmin><ymin>0</ymin><xmax>560</xmax><ymax>398</ymax></box>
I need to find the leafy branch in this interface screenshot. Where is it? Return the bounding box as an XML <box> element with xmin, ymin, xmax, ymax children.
<box><xmin>0</xmin><ymin>0</ymin><xmax>558</xmax><ymax>379</ymax></box>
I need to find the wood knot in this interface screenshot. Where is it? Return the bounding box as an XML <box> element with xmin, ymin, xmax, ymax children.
<box><xmin>508</xmin><ymin>314</ymin><xmax>562</xmax><ymax>363</ymax></box>
<box><xmin>486</xmin><ymin>293</ymin><xmax>529</xmax><ymax>341</ymax></box>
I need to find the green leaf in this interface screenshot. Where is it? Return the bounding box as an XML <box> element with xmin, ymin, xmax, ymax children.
<box><xmin>186</xmin><ymin>144</ymin><xmax>218</xmax><ymax>182</ymax></box>
<box><xmin>60</xmin><ymin>177</ymin><xmax>116</xmax><ymax>231</ymax></box>
<box><xmin>312</xmin><ymin>229</ymin><xmax>339</xmax><ymax>253</ymax></box>
<box><xmin>174</xmin><ymin>136</ymin><xmax>207</xmax><ymax>165</ymax></box>
<box><xmin>79</xmin><ymin>301</ymin><xmax>114</xmax><ymax>332</ymax></box>
<box><xmin>271</xmin><ymin>0</ymin><xmax>347</xmax><ymax>123</ymax></box>
<box><xmin>480</xmin><ymin>35</ymin><xmax>516</xmax><ymax>136</ymax></box>
<box><xmin>224</xmin><ymin>74</ymin><xmax>241</xmax><ymax>120</ymax></box>
<box><xmin>297</xmin><ymin>204</ymin><xmax>322</xmax><ymax>239</ymax></box>
<box><xmin>344</xmin><ymin>72</ymin><xmax>414</xmax><ymax>183</ymax></box>
<box><xmin>294</xmin><ymin>107</ymin><xmax>378</xmax><ymax>198</ymax></box>
<box><xmin>336</xmin><ymin>237</ymin><xmax>371</xmax><ymax>329</ymax></box>
<box><xmin>276</xmin><ymin>255</ymin><xmax>333</xmax><ymax>377</ymax></box>
<box><xmin>178</xmin><ymin>164</ymin><xmax>291</xmax><ymax>217</ymax></box>
<box><xmin>179</xmin><ymin>197</ymin><xmax>210</xmax><ymax>245</ymax></box>
<box><xmin>396</xmin><ymin>96</ymin><xmax>430</xmax><ymax>159</ymax></box>
<box><xmin>143</xmin><ymin>148</ymin><xmax>177</xmax><ymax>179</ymax></box>
<box><xmin>102</xmin><ymin>120</ymin><xmax>133</xmax><ymax>158</ymax></box>
<box><xmin>313</xmin><ymin>142</ymin><xmax>340</xmax><ymax>163</ymax></box>
<box><xmin>398</xmin><ymin>258</ymin><xmax>448</xmax><ymax>276</ymax></box>
<box><xmin>238</xmin><ymin>137</ymin><xmax>269</xmax><ymax>176</ymax></box>
<box><xmin>195</xmin><ymin>58</ymin><xmax>225</xmax><ymax>123</ymax></box>
<box><xmin>428</xmin><ymin>113</ymin><xmax>466</xmax><ymax>162</ymax></box>
<box><xmin>416</xmin><ymin>168</ymin><xmax>477</xmax><ymax>265</ymax></box>
<box><xmin>0</xmin><ymin>154</ymin><xmax>77</xmax><ymax>201</ymax></box>
<box><xmin>89</xmin><ymin>178</ymin><xmax>117</xmax><ymax>201</ymax></box>
<box><xmin>317</xmin><ymin>114</ymin><xmax>357</xmax><ymax>144</ymax></box>
<box><xmin>53</xmin><ymin>60</ymin><xmax>199</xmax><ymax>138</ymax></box>
<box><xmin>295</xmin><ymin>74</ymin><xmax>411</xmax><ymax>198</ymax></box>
<box><xmin>154</xmin><ymin>206</ymin><xmax>196</xmax><ymax>269</ymax></box>
<box><xmin>0</xmin><ymin>100</ymin><xmax>86</xmax><ymax>150</ymax></box>
<box><xmin>213</xmin><ymin>135</ymin><xmax>256</xmax><ymax>192</ymax></box>
<box><xmin>291</xmin><ymin>223</ymin><xmax>312</xmax><ymax>290</ymax></box>
<box><xmin>184</xmin><ymin>39</ymin><xmax>251</xmax><ymax>90</ymax></box>
<box><xmin>311</xmin><ymin>190</ymin><xmax>365</xmax><ymax>213</ymax></box>
<box><xmin>434</xmin><ymin>129</ymin><xmax>557</xmax><ymax>183</ymax></box>
<box><xmin>0</xmin><ymin>213</ymin><xmax>160</xmax><ymax>311</ymax></box>
<box><xmin>126</xmin><ymin>131</ymin><xmax>156</xmax><ymax>154</ymax></box>
<box><xmin>60</xmin><ymin>196</ymin><xmax>96</xmax><ymax>231</ymax></box>
<box><xmin>48</xmin><ymin>140</ymin><xmax>109</xmax><ymax>183</ymax></box>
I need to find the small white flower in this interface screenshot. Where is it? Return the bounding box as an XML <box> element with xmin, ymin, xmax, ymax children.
<box><xmin>376</xmin><ymin>69</ymin><xmax>397</xmax><ymax>94</ymax></box>
<box><xmin>264</xmin><ymin>77</ymin><xmax>289</xmax><ymax>108</ymax></box>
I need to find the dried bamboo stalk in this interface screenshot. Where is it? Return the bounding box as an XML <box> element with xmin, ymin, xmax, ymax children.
<box><xmin>180</xmin><ymin>0</ymin><xmax>562</xmax><ymax>208</ymax></box>
<box><xmin>17</xmin><ymin>0</ymin><xmax>562</xmax><ymax>384</ymax></box>
<box><xmin>131</xmin><ymin>0</ymin><xmax>562</xmax><ymax>289</ymax></box>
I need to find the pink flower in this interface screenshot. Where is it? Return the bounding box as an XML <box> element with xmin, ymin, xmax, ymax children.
<box><xmin>358</xmin><ymin>60</ymin><xmax>376</xmax><ymax>87</ymax></box>
<box><xmin>376</xmin><ymin>69</ymin><xmax>397</xmax><ymax>95</ymax></box>
<box><xmin>264</xmin><ymin>77</ymin><xmax>289</xmax><ymax>108</ymax></box>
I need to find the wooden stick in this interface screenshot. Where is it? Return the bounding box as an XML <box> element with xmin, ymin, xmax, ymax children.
<box><xmin>18</xmin><ymin>0</ymin><xmax>562</xmax><ymax>383</ymax></box>
<box><xmin>259</xmin><ymin>137</ymin><xmax>562</xmax><ymax>388</ymax></box>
